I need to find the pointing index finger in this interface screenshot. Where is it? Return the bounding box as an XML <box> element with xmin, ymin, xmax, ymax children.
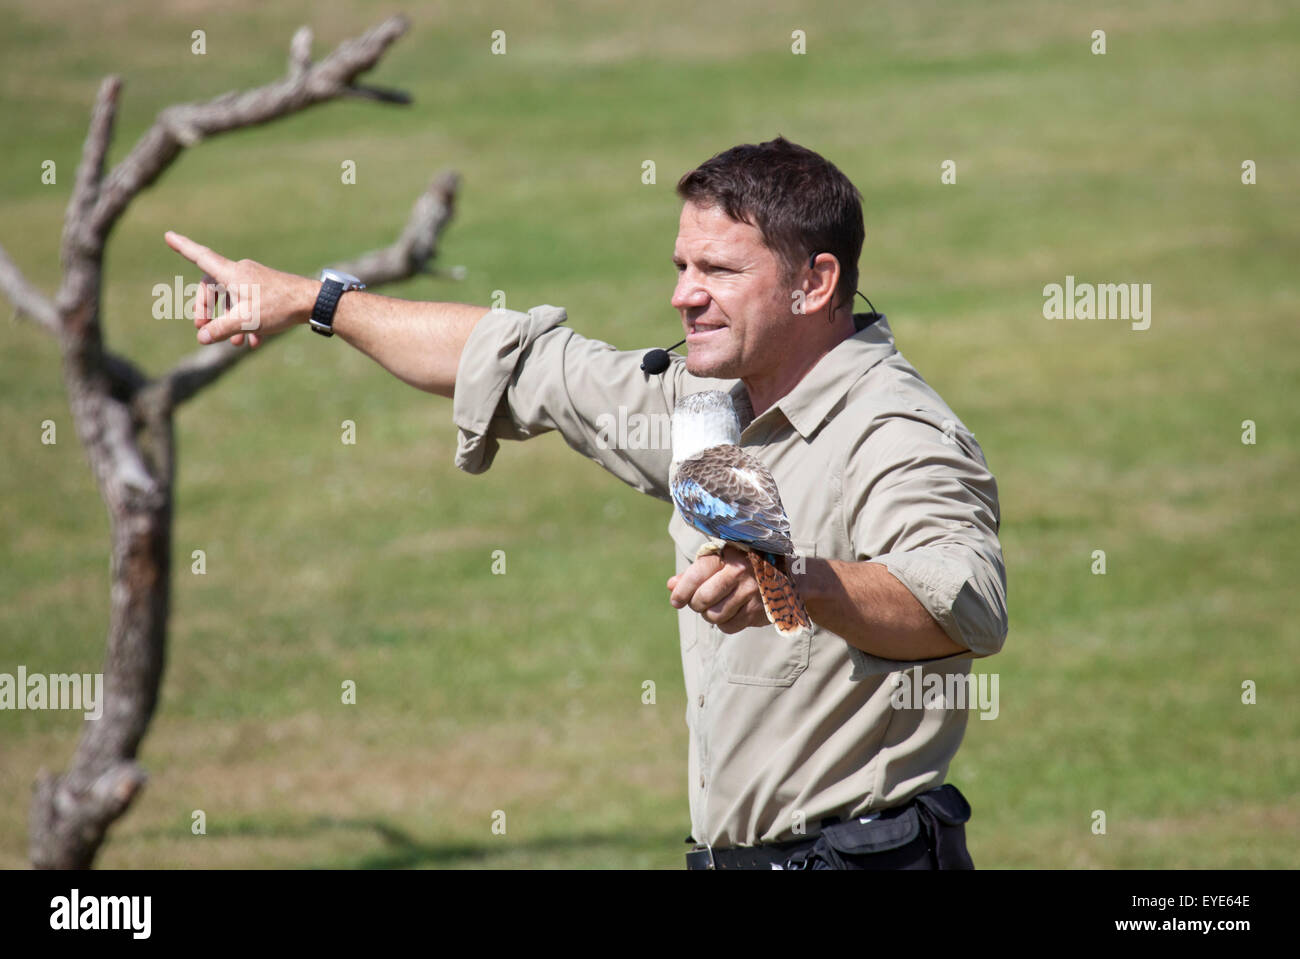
<box><xmin>164</xmin><ymin>231</ymin><xmax>231</xmax><ymax>279</ymax></box>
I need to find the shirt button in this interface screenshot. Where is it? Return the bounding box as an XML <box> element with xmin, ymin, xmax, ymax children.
<box><xmin>698</xmin><ymin>694</ymin><xmax>705</xmax><ymax>708</ymax></box>
<box><xmin>699</xmin><ymin>775</ymin><xmax>706</xmax><ymax>788</ymax></box>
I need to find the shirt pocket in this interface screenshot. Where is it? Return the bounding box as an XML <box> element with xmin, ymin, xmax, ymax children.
<box><xmin>723</xmin><ymin>539</ymin><xmax>817</xmax><ymax>687</ymax></box>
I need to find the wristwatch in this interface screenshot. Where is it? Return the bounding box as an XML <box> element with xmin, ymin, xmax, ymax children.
<box><xmin>308</xmin><ymin>269</ymin><xmax>366</xmax><ymax>337</ymax></box>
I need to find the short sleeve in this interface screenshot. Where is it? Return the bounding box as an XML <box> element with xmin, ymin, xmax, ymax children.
<box><xmin>840</xmin><ymin>403</ymin><xmax>1008</xmax><ymax>680</ymax></box>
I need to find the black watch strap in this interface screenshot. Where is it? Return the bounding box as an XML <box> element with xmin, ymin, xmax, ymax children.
<box><xmin>309</xmin><ymin>279</ymin><xmax>345</xmax><ymax>337</ymax></box>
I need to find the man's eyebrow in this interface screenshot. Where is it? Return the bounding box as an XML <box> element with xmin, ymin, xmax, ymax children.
<box><xmin>672</xmin><ymin>254</ymin><xmax>738</xmax><ymax>269</ymax></box>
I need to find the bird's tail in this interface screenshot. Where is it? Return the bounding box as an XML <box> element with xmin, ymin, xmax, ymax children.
<box><xmin>746</xmin><ymin>552</ymin><xmax>812</xmax><ymax>637</ymax></box>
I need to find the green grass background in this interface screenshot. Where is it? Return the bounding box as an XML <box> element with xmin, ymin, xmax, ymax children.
<box><xmin>1</xmin><ymin>0</ymin><xmax>1296</xmax><ymax>868</ymax></box>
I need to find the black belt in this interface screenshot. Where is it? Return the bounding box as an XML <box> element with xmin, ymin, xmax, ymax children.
<box><xmin>685</xmin><ymin>785</ymin><xmax>973</xmax><ymax>870</ymax></box>
<box><xmin>686</xmin><ymin>834</ymin><xmax>818</xmax><ymax>870</ymax></box>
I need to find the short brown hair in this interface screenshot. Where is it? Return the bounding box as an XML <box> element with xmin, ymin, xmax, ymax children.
<box><xmin>676</xmin><ymin>136</ymin><xmax>864</xmax><ymax>314</ymax></box>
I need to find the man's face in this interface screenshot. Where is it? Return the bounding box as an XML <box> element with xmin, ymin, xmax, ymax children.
<box><xmin>670</xmin><ymin>200</ymin><xmax>794</xmax><ymax>381</ymax></box>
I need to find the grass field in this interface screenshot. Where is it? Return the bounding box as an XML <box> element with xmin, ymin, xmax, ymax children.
<box><xmin>1</xmin><ymin>0</ymin><xmax>1297</xmax><ymax>868</ymax></box>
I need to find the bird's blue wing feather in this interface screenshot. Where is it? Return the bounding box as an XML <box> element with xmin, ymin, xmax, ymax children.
<box><xmin>671</xmin><ymin>465</ymin><xmax>794</xmax><ymax>555</ymax></box>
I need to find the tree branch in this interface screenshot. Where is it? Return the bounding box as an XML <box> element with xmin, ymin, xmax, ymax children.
<box><xmin>60</xmin><ymin>76</ymin><xmax>121</xmax><ymax>264</ymax></box>
<box><xmin>329</xmin><ymin>170</ymin><xmax>460</xmax><ymax>282</ymax></box>
<box><xmin>48</xmin><ymin>75</ymin><xmax>160</xmax><ymax>511</ymax></box>
<box><xmin>288</xmin><ymin>26</ymin><xmax>313</xmax><ymax>79</ymax></box>
<box><xmin>0</xmin><ymin>244</ymin><xmax>59</xmax><ymax>334</ymax></box>
<box><xmin>88</xmin><ymin>15</ymin><xmax>410</xmax><ymax>244</ymax></box>
<box><xmin>56</xmin><ymin>75</ymin><xmax>120</xmax><ymax>324</ymax></box>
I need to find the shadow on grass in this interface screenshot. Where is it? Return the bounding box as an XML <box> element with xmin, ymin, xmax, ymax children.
<box><xmin>179</xmin><ymin>815</ymin><xmax>685</xmax><ymax>868</ymax></box>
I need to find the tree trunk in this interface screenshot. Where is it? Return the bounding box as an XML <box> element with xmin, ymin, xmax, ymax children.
<box><xmin>29</xmin><ymin>382</ymin><xmax>173</xmax><ymax>870</ymax></box>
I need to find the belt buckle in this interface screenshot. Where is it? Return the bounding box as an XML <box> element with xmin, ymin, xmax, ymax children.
<box><xmin>689</xmin><ymin>843</ymin><xmax>716</xmax><ymax>870</ymax></box>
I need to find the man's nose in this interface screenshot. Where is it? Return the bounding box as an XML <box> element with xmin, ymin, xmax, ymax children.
<box><xmin>671</xmin><ymin>276</ymin><xmax>709</xmax><ymax>311</ymax></box>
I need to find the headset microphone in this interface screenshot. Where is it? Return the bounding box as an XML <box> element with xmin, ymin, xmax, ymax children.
<box><xmin>640</xmin><ymin>338</ymin><xmax>686</xmax><ymax>375</ymax></box>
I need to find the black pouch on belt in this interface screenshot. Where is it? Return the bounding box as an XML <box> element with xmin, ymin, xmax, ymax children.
<box><xmin>784</xmin><ymin>784</ymin><xmax>974</xmax><ymax>870</ymax></box>
<box><xmin>914</xmin><ymin>783</ymin><xmax>975</xmax><ymax>869</ymax></box>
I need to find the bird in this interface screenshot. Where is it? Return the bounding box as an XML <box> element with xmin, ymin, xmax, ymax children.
<box><xmin>669</xmin><ymin>390</ymin><xmax>813</xmax><ymax>636</ymax></box>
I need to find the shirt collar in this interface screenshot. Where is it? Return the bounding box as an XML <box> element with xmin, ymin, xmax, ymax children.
<box><xmin>735</xmin><ymin>312</ymin><xmax>897</xmax><ymax>440</ymax></box>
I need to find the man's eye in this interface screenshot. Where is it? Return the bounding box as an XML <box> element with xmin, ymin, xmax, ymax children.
<box><xmin>675</xmin><ymin>263</ymin><xmax>735</xmax><ymax>275</ymax></box>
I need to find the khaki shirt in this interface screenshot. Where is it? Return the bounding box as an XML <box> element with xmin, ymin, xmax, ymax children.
<box><xmin>453</xmin><ymin>305</ymin><xmax>1007</xmax><ymax>848</ymax></box>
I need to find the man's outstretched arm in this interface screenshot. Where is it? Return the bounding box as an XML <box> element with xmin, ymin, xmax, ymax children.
<box><xmin>164</xmin><ymin>231</ymin><xmax>488</xmax><ymax>397</ymax></box>
<box><xmin>164</xmin><ymin>230</ymin><xmax>712</xmax><ymax>500</ymax></box>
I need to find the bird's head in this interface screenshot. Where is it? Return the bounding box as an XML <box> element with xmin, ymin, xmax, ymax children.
<box><xmin>671</xmin><ymin>390</ymin><xmax>742</xmax><ymax>466</ymax></box>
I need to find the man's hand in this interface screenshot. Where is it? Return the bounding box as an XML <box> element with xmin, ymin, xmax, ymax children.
<box><xmin>667</xmin><ymin>545</ymin><xmax>770</xmax><ymax>634</ymax></box>
<box><xmin>164</xmin><ymin>231</ymin><xmax>318</xmax><ymax>348</ymax></box>
<box><xmin>668</xmin><ymin>549</ymin><xmax>972</xmax><ymax>659</ymax></box>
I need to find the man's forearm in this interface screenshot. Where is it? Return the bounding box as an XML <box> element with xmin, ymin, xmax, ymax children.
<box><xmin>320</xmin><ymin>284</ymin><xmax>490</xmax><ymax>397</ymax></box>
<box><xmin>166</xmin><ymin>233</ymin><xmax>489</xmax><ymax>392</ymax></box>
<box><xmin>799</xmin><ymin>559</ymin><xmax>967</xmax><ymax>661</ymax></box>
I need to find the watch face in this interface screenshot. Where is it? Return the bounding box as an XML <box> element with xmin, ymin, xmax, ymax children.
<box><xmin>320</xmin><ymin>269</ymin><xmax>363</xmax><ymax>287</ymax></box>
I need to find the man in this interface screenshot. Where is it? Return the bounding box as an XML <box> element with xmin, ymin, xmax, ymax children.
<box><xmin>165</xmin><ymin>136</ymin><xmax>1007</xmax><ymax>870</ymax></box>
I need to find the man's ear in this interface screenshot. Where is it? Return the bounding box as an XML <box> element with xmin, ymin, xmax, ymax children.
<box><xmin>804</xmin><ymin>252</ymin><xmax>841</xmax><ymax>316</ymax></box>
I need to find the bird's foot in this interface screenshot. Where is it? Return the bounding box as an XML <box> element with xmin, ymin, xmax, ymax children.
<box><xmin>695</xmin><ymin>538</ymin><xmax>727</xmax><ymax>560</ymax></box>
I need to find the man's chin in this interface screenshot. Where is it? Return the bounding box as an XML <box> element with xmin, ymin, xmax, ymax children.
<box><xmin>685</xmin><ymin>349</ymin><xmax>741</xmax><ymax>380</ymax></box>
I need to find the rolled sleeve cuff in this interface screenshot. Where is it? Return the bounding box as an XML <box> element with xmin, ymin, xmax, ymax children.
<box><xmin>451</xmin><ymin>304</ymin><xmax>569</xmax><ymax>474</ymax></box>
<box><xmin>846</xmin><ymin>547</ymin><xmax>1008</xmax><ymax>682</ymax></box>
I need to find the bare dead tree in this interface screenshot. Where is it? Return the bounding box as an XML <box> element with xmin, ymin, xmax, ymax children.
<box><xmin>0</xmin><ymin>15</ymin><xmax>462</xmax><ymax>869</ymax></box>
